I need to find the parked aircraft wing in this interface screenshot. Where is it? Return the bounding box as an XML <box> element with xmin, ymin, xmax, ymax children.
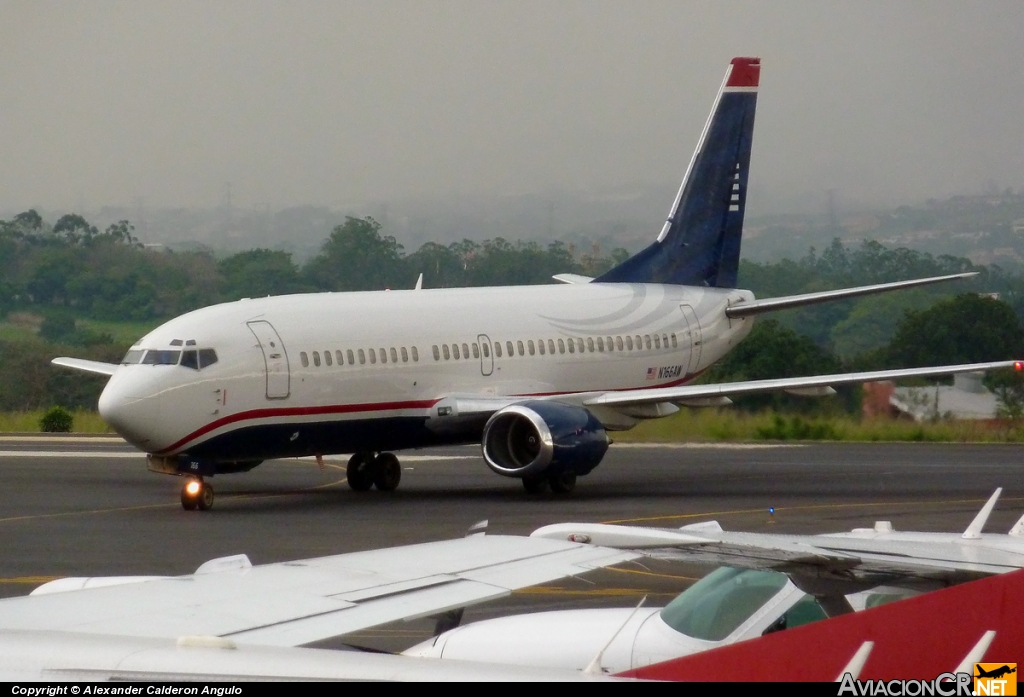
<box><xmin>534</xmin><ymin>491</ymin><xmax>1024</xmax><ymax>585</ymax></box>
<box><xmin>51</xmin><ymin>357</ymin><xmax>119</xmax><ymax>377</ymax></box>
<box><xmin>0</xmin><ymin>535</ymin><xmax>638</xmax><ymax>649</ymax></box>
<box><xmin>724</xmin><ymin>272</ymin><xmax>977</xmax><ymax>318</ymax></box>
<box><xmin>584</xmin><ymin>359</ymin><xmax>1022</xmax><ymax>409</ymax></box>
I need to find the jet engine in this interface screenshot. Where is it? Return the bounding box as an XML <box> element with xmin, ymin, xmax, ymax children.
<box><xmin>481</xmin><ymin>401</ymin><xmax>609</xmax><ymax>479</ymax></box>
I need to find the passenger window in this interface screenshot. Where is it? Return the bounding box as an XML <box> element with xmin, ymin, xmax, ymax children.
<box><xmin>517</xmin><ymin>340</ymin><xmax>524</xmax><ymax>356</ymax></box>
<box><xmin>198</xmin><ymin>349</ymin><xmax>218</xmax><ymax>368</ymax></box>
<box><xmin>368</xmin><ymin>349</ymin><xmax>377</xmax><ymax>364</ymax></box>
<box><xmin>300</xmin><ymin>352</ymin><xmax>309</xmax><ymax>368</ymax></box>
<box><xmin>453</xmin><ymin>344</ymin><xmax>460</xmax><ymax>360</ymax></box>
<box><xmin>528</xmin><ymin>340</ymin><xmax>535</xmax><ymax>356</ymax></box>
<box><xmin>401</xmin><ymin>347</ymin><xmax>408</xmax><ymax>363</ymax></box>
<box><xmin>558</xmin><ymin>339</ymin><xmax>565</xmax><ymax>354</ymax></box>
<box><xmin>567</xmin><ymin>339</ymin><xmax>575</xmax><ymax>354</ymax></box>
<box><xmin>636</xmin><ymin>335</ymin><xmax>643</xmax><ymax>350</ymax></box>
<box><xmin>443</xmin><ymin>344</ymin><xmax>451</xmax><ymax>360</ymax></box>
<box><xmin>411</xmin><ymin>346</ymin><xmax>419</xmax><ymax>362</ymax></box>
<box><xmin>626</xmin><ymin>336</ymin><xmax>634</xmax><ymax>350</ymax></box>
<box><xmin>473</xmin><ymin>343</ymin><xmax>480</xmax><ymax>359</ymax></box>
<box><xmin>379</xmin><ymin>348</ymin><xmax>387</xmax><ymax>364</ymax></box>
<box><xmin>494</xmin><ymin>342</ymin><xmax>502</xmax><ymax>358</ymax></box>
<box><xmin>432</xmin><ymin>345</ymin><xmax>440</xmax><ymax>361</ymax></box>
<box><xmin>324</xmin><ymin>351</ymin><xmax>332</xmax><ymax>366</ymax></box>
<box><xmin>508</xmin><ymin>341</ymin><xmax>515</xmax><ymax>356</ymax></box>
<box><xmin>462</xmin><ymin>343</ymin><xmax>469</xmax><ymax>359</ymax></box>
<box><xmin>482</xmin><ymin>343</ymin><xmax>490</xmax><ymax>358</ymax></box>
<box><xmin>358</xmin><ymin>349</ymin><xmax>366</xmax><ymax>365</ymax></box>
<box><xmin>390</xmin><ymin>347</ymin><xmax>398</xmax><ymax>363</ymax></box>
<box><xmin>347</xmin><ymin>349</ymin><xmax>355</xmax><ymax>365</ymax></box>
<box><xmin>654</xmin><ymin>335</ymin><xmax>661</xmax><ymax>349</ymax></box>
<box><xmin>548</xmin><ymin>339</ymin><xmax>556</xmax><ymax>354</ymax></box>
<box><xmin>644</xmin><ymin>335</ymin><xmax>652</xmax><ymax>350</ymax></box>
<box><xmin>596</xmin><ymin>337</ymin><xmax>604</xmax><ymax>352</ymax></box>
<box><xmin>663</xmin><ymin>334</ymin><xmax>669</xmax><ymax>348</ymax></box>
<box><xmin>312</xmin><ymin>351</ymin><xmax>321</xmax><ymax>367</ymax></box>
<box><xmin>336</xmin><ymin>350</ymin><xmax>344</xmax><ymax>365</ymax></box>
<box><xmin>615</xmin><ymin>336</ymin><xmax>623</xmax><ymax>351</ymax></box>
<box><xmin>671</xmin><ymin>334</ymin><xmax>678</xmax><ymax>348</ymax></box>
<box><xmin>537</xmin><ymin>340</ymin><xmax>545</xmax><ymax>355</ymax></box>
<box><xmin>587</xmin><ymin>338</ymin><xmax>595</xmax><ymax>352</ymax></box>
<box><xmin>181</xmin><ymin>350</ymin><xmax>199</xmax><ymax>370</ymax></box>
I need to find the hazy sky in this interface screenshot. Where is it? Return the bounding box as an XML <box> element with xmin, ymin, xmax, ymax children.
<box><xmin>2</xmin><ymin>1</ymin><xmax>1023</xmax><ymax>214</ymax></box>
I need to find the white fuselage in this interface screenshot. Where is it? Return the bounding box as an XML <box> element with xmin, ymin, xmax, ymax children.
<box><xmin>98</xmin><ymin>282</ymin><xmax>754</xmax><ymax>460</ymax></box>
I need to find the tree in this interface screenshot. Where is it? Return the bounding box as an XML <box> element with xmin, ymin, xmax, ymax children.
<box><xmin>884</xmin><ymin>294</ymin><xmax>1024</xmax><ymax>367</ymax></box>
<box><xmin>219</xmin><ymin>249</ymin><xmax>303</xmax><ymax>300</ymax></box>
<box><xmin>303</xmin><ymin>217</ymin><xmax>406</xmax><ymax>291</ymax></box>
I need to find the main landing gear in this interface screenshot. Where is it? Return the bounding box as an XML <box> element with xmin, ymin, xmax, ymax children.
<box><xmin>347</xmin><ymin>452</ymin><xmax>402</xmax><ymax>492</ymax></box>
<box><xmin>181</xmin><ymin>477</ymin><xmax>214</xmax><ymax>511</ymax></box>
<box><xmin>522</xmin><ymin>472</ymin><xmax>577</xmax><ymax>495</ymax></box>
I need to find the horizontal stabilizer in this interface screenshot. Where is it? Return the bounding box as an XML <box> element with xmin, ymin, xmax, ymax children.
<box><xmin>725</xmin><ymin>272</ymin><xmax>977</xmax><ymax>319</ymax></box>
<box><xmin>552</xmin><ymin>274</ymin><xmax>594</xmax><ymax>285</ymax></box>
<box><xmin>51</xmin><ymin>357</ymin><xmax>118</xmax><ymax>377</ymax></box>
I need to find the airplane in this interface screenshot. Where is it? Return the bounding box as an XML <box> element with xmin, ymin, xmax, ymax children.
<box><xmin>406</xmin><ymin>490</ymin><xmax>1024</xmax><ymax>673</ymax></box>
<box><xmin>52</xmin><ymin>56</ymin><xmax>1022</xmax><ymax>510</ymax></box>
<box><xmin>0</xmin><ymin>528</ymin><xmax>639</xmax><ymax>680</ymax></box>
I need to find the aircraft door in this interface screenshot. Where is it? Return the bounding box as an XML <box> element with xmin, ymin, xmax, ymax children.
<box><xmin>679</xmin><ymin>305</ymin><xmax>703</xmax><ymax>375</ymax></box>
<box><xmin>246</xmin><ymin>320</ymin><xmax>291</xmax><ymax>399</ymax></box>
<box><xmin>478</xmin><ymin>334</ymin><xmax>494</xmax><ymax>376</ymax></box>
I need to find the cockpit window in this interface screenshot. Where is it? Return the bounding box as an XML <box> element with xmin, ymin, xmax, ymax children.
<box><xmin>180</xmin><ymin>349</ymin><xmax>218</xmax><ymax>370</ymax></box>
<box><xmin>659</xmin><ymin>567</ymin><xmax>790</xmax><ymax>641</ymax></box>
<box><xmin>199</xmin><ymin>349</ymin><xmax>218</xmax><ymax>368</ymax></box>
<box><xmin>141</xmin><ymin>350</ymin><xmax>181</xmax><ymax>365</ymax></box>
<box><xmin>181</xmin><ymin>350</ymin><xmax>199</xmax><ymax>370</ymax></box>
<box><xmin>121</xmin><ymin>349</ymin><xmax>146</xmax><ymax>365</ymax></box>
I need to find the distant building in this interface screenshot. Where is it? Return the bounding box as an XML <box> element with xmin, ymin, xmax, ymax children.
<box><xmin>863</xmin><ymin>373</ymin><xmax>1002</xmax><ymax>421</ymax></box>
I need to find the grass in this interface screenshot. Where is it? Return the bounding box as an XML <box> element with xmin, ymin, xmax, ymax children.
<box><xmin>0</xmin><ymin>410</ymin><xmax>113</xmax><ymax>434</ymax></box>
<box><xmin>613</xmin><ymin>408</ymin><xmax>1024</xmax><ymax>443</ymax></box>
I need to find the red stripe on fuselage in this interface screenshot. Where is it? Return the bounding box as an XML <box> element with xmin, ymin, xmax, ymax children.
<box><xmin>156</xmin><ymin>370</ymin><xmax>705</xmax><ymax>455</ymax></box>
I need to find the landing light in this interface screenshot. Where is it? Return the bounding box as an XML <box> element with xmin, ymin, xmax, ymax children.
<box><xmin>185</xmin><ymin>480</ymin><xmax>201</xmax><ymax>496</ymax></box>
<box><xmin>1015</xmin><ymin>361</ymin><xmax>1023</xmax><ymax>371</ymax></box>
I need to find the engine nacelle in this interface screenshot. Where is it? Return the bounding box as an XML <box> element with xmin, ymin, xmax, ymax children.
<box><xmin>481</xmin><ymin>401</ymin><xmax>609</xmax><ymax>478</ymax></box>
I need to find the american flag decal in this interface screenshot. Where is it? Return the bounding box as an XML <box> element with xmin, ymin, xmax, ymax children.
<box><xmin>646</xmin><ymin>367</ymin><xmax>657</xmax><ymax>380</ymax></box>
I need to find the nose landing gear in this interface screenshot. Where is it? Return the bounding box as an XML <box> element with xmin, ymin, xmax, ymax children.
<box><xmin>181</xmin><ymin>478</ymin><xmax>214</xmax><ymax>511</ymax></box>
<box><xmin>347</xmin><ymin>452</ymin><xmax>402</xmax><ymax>492</ymax></box>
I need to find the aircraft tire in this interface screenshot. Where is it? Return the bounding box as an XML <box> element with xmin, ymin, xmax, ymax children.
<box><xmin>181</xmin><ymin>486</ymin><xmax>198</xmax><ymax>510</ymax></box>
<box><xmin>347</xmin><ymin>452</ymin><xmax>375</xmax><ymax>491</ymax></box>
<box><xmin>522</xmin><ymin>476</ymin><xmax>549</xmax><ymax>494</ymax></box>
<box><xmin>373</xmin><ymin>453</ymin><xmax>402</xmax><ymax>492</ymax></box>
<box><xmin>548</xmin><ymin>472</ymin><xmax>577</xmax><ymax>494</ymax></box>
<box><xmin>197</xmin><ymin>482</ymin><xmax>215</xmax><ymax>511</ymax></box>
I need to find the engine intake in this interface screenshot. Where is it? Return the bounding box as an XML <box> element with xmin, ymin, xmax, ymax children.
<box><xmin>482</xmin><ymin>401</ymin><xmax>609</xmax><ymax>478</ymax></box>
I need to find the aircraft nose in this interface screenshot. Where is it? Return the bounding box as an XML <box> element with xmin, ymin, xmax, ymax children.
<box><xmin>98</xmin><ymin>373</ymin><xmax>157</xmax><ymax>449</ymax></box>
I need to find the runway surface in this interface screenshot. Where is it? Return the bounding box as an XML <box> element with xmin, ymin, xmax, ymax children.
<box><xmin>2</xmin><ymin>435</ymin><xmax>1022</xmax><ymax>651</ymax></box>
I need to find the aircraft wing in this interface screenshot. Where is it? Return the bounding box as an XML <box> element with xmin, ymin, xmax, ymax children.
<box><xmin>583</xmin><ymin>359</ymin><xmax>1022</xmax><ymax>409</ymax></box>
<box><xmin>533</xmin><ymin>519</ymin><xmax>1024</xmax><ymax>584</ymax></box>
<box><xmin>51</xmin><ymin>357</ymin><xmax>119</xmax><ymax>377</ymax></box>
<box><xmin>0</xmin><ymin>535</ymin><xmax>637</xmax><ymax>649</ymax></box>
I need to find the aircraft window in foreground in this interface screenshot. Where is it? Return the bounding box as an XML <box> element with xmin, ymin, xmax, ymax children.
<box><xmin>517</xmin><ymin>341</ymin><xmax>524</xmax><ymax>356</ymax></box>
<box><xmin>389</xmin><ymin>347</ymin><xmax>397</xmax><ymax>363</ymax></box>
<box><xmin>368</xmin><ymin>349</ymin><xmax>377</xmax><ymax>365</ymax></box>
<box><xmin>626</xmin><ymin>336</ymin><xmax>634</xmax><ymax>350</ymax></box>
<box><xmin>324</xmin><ymin>351</ymin><xmax>332</xmax><ymax>367</ymax></box>
<box><xmin>662</xmin><ymin>333</ymin><xmax>670</xmax><ymax>348</ymax></box>
<box><xmin>671</xmin><ymin>333</ymin><xmax>678</xmax><ymax>348</ymax></box>
<box><xmin>528</xmin><ymin>340</ymin><xmax>535</xmax><ymax>356</ymax></box>
<box><xmin>300</xmin><ymin>352</ymin><xmax>309</xmax><ymax>367</ymax></box>
<box><xmin>644</xmin><ymin>335</ymin><xmax>652</xmax><ymax>350</ymax></box>
<box><xmin>358</xmin><ymin>349</ymin><xmax>366</xmax><ymax>365</ymax></box>
<box><xmin>653</xmin><ymin>335</ymin><xmax>661</xmax><ymax>350</ymax></box>
<box><xmin>587</xmin><ymin>338</ymin><xmax>595</xmax><ymax>352</ymax></box>
<box><xmin>378</xmin><ymin>348</ymin><xmax>386</xmax><ymax>364</ymax></box>
<box><xmin>121</xmin><ymin>349</ymin><xmax>146</xmax><ymax>364</ymax></box>
<box><xmin>181</xmin><ymin>350</ymin><xmax>199</xmax><ymax>370</ymax></box>
<box><xmin>494</xmin><ymin>342</ymin><xmax>502</xmax><ymax>358</ymax></box>
<box><xmin>336</xmin><ymin>350</ymin><xmax>344</xmax><ymax>365</ymax></box>
<box><xmin>312</xmin><ymin>351</ymin><xmax>321</xmax><ymax>367</ymax></box>
<box><xmin>557</xmin><ymin>339</ymin><xmax>565</xmax><ymax>354</ymax></box>
<box><xmin>462</xmin><ymin>343</ymin><xmax>470</xmax><ymax>359</ymax></box>
<box><xmin>659</xmin><ymin>567</ymin><xmax>790</xmax><ymax>642</ymax></box>
<box><xmin>508</xmin><ymin>341</ymin><xmax>516</xmax><ymax>356</ymax></box>
<box><xmin>411</xmin><ymin>346</ymin><xmax>419</xmax><ymax>362</ymax></box>
<box><xmin>481</xmin><ymin>343</ymin><xmax>488</xmax><ymax>358</ymax></box>
<box><xmin>142</xmin><ymin>350</ymin><xmax>182</xmax><ymax>366</ymax></box>
<box><xmin>453</xmin><ymin>344</ymin><xmax>460</xmax><ymax>360</ymax></box>
<box><xmin>443</xmin><ymin>345</ymin><xmax>451</xmax><ymax>360</ymax></box>
<box><xmin>347</xmin><ymin>349</ymin><xmax>355</xmax><ymax>365</ymax></box>
<box><xmin>537</xmin><ymin>340</ymin><xmax>545</xmax><ymax>356</ymax></box>
<box><xmin>596</xmin><ymin>337</ymin><xmax>604</xmax><ymax>352</ymax></box>
<box><xmin>567</xmin><ymin>339</ymin><xmax>575</xmax><ymax>354</ymax></box>
<box><xmin>432</xmin><ymin>345</ymin><xmax>440</xmax><ymax>361</ymax></box>
<box><xmin>401</xmin><ymin>347</ymin><xmax>408</xmax><ymax>363</ymax></box>
<box><xmin>198</xmin><ymin>349</ymin><xmax>218</xmax><ymax>368</ymax></box>
<box><xmin>615</xmin><ymin>336</ymin><xmax>624</xmax><ymax>351</ymax></box>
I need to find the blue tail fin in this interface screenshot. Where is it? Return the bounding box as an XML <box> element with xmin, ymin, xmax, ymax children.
<box><xmin>596</xmin><ymin>57</ymin><xmax>759</xmax><ymax>288</ymax></box>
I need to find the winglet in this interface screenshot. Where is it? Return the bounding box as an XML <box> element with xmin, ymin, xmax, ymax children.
<box><xmin>1008</xmin><ymin>511</ymin><xmax>1024</xmax><ymax>536</ymax></box>
<box><xmin>962</xmin><ymin>488</ymin><xmax>1002</xmax><ymax>540</ymax></box>
<box><xmin>414</xmin><ymin>273</ymin><xmax>423</xmax><ymax>290</ymax></box>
